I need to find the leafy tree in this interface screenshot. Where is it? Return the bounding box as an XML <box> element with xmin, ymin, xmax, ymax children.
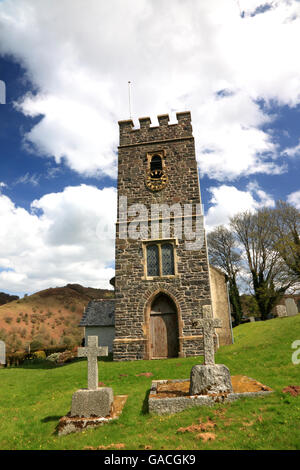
<box><xmin>271</xmin><ymin>200</ymin><xmax>300</xmax><ymax>278</ymax></box>
<box><xmin>230</xmin><ymin>209</ymin><xmax>295</xmax><ymax>320</ymax></box>
<box><xmin>30</xmin><ymin>339</ymin><xmax>44</xmax><ymax>352</ymax></box>
<box><xmin>240</xmin><ymin>294</ymin><xmax>260</xmax><ymax>318</ymax></box>
<box><xmin>207</xmin><ymin>226</ymin><xmax>243</xmax><ymax>325</ymax></box>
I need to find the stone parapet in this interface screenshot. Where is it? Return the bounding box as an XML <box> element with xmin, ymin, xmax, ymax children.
<box><xmin>118</xmin><ymin>112</ymin><xmax>192</xmax><ymax>147</ymax></box>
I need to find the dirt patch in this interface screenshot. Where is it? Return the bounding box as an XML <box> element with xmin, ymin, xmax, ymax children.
<box><xmin>155</xmin><ymin>380</ymin><xmax>190</xmax><ymax>398</ymax></box>
<box><xmin>177</xmin><ymin>418</ymin><xmax>217</xmax><ymax>443</ymax></box>
<box><xmin>85</xmin><ymin>443</ymin><xmax>125</xmax><ymax>450</ymax></box>
<box><xmin>177</xmin><ymin>418</ymin><xmax>216</xmax><ymax>434</ymax></box>
<box><xmin>136</xmin><ymin>372</ymin><xmax>153</xmax><ymax>377</ymax></box>
<box><xmin>196</xmin><ymin>432</ymin><xmax>216</xmax><ymax>442</ymax></box>
<box><xmin>282</xmin><ymin>386</ymin><xmax>300</xmax><ymax>397</ymax></box>
<box><xmin>177</xmin><ymin>424</ymin><xmax>207</xmax><ymax>433</ymax></box>
<box><xmin>231</xmin><ymin>375</ymin><xmax>272</xmax><ymax>393</ymax></box>
<box><xmin>152</xmin><ymin>376</ymin><xmax>272</xmax><ymax>399</ymax></box>
<box><xmin>110</xmin><ymin>395</ymin><xmax>128</xmax><ymax>418</ymax></box>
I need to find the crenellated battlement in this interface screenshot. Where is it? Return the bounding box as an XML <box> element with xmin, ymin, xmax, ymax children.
<box><xmin>118</xmin><ymin>111</ymin><xmax>192</xmax><ymax>147</ymax></box>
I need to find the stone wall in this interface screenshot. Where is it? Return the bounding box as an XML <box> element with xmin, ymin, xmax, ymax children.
<box><xmin>209</xmin><ymin>266</ymin><xmax>233</xmax><ymax>346</ymax></box>
<box><xmin>85</xmin><ymin>326</ymin><xmax>115</xmax><ymax>353</ymax></box>
<box><xmin>114</xmin><ymin>112</ymin><xmax>213</xmax><ymax>361</ymax></box>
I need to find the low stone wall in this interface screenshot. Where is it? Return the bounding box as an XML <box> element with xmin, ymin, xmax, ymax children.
<box><xmin>149</xmin><ymin>379</ymin><xmax>273</xmax><ymax>415</ymax></box>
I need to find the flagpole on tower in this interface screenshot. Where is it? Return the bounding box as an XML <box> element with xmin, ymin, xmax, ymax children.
<box><xmin>128</xmin><ymin>81</ymin><xmax>132</xmax><ymax>119</ymax></box>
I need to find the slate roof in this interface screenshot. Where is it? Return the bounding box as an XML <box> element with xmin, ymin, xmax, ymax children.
<box><xmin>79</xmin><ymin>299</ymin><xmax>115</xmax><ymax>327</ymax></box>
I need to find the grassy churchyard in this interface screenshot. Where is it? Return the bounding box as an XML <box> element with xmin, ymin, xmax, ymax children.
<box><xmin>0</xmin><ymin>315</ymin><xmax>299</xmax><ymax>450</ymax></box>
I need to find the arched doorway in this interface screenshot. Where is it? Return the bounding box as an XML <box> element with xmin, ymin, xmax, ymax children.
<box><xmin>150</xmin><ymin>293</ymin><xmax>179</xmax><ymax>359</ymax></box>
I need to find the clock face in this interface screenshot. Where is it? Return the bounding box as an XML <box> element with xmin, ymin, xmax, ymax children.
<box><xmin>146</xmin><ymin>169</ymin><xmax>168</xmax><ymax>192</ymax></box>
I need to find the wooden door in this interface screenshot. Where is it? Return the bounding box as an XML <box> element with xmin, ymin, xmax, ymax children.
<box><xmin>149</xmin><ymin>293</ymin><xmax>179</xmax><ymax>359</ymax></box>
<box><xmin>150</xmin><ymin>313</ymin><xmax>179</xmax><ymax>358</ymax></box>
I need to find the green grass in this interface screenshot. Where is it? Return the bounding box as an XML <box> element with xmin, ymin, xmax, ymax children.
<box><xmin>0</xmin><ymin>315</ymin><xmax>300</xmax><ymax>450</ymax></box>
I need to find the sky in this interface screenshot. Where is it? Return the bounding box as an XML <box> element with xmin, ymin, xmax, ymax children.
<box><xmin>0</xmin><ymin>0</ymin><xmax>300</xmax><ymax>296</ymax></box>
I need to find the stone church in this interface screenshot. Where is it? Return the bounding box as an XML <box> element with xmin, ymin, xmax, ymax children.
<box><xmin>80</xmin><ymin>111</ymin><xmax>233</xmax><ymax>360</ymax></box>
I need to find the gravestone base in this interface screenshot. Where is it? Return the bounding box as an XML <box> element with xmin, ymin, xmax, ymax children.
<box><xmin>189</xmin><ymin>364</ymin><xmax>233</xmax><ymax>396</ymax></box>
<box><xmin>70</xmin><ymin>387</ymin><xmax>114</xmax><ymax>418</ymax></box>
<box><xmin>57</xmin><ymin>395</ymin><xmax>128</xmax><ymax>436</ymax></box>
<box><xmin>149</xmin><ymin>376</ymin><xmax>273</xmax><ymax>415</ymax></box>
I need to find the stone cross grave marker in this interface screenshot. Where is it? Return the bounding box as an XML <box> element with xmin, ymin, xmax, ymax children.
<box><xmin>0</xmin><ymin>340</ymin><xmax>5</xmax><ymax>365</ymax></box>
<box><xmin>77</xmin><ymin>336</ymin><xmax>108</xmax><ymax>390</ymax></box>
<box><xmin>197</xmin><ymin>305</ymin><xmax>222</xmax><ymax>365</ymax></box>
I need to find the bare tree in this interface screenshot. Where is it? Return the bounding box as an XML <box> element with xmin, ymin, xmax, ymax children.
<box><xmin>230</xmin><ymin>209</ymin><xmax>295</xmax><ymax>320</ymax></box>
<box><xmin>271</xmin><ymin>200</ymin><xmax>300</xmax><ymax>278</ymax></box>
<box><xmin>207</xmin><ymin>226</ymin><xmax>243</xmax><ymax>325</ymax></box>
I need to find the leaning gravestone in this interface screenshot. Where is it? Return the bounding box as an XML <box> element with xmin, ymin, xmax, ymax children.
<box><xmin>189</xmin><ymin>306</ymin><xmax>233</xmax><ymax>396</ymax></box>
<box><xmin>285</xmin><ymin>298</ymin><xmax>298</xmax><ymax>317</ymax></box>
<box><xmin>275</xmin><ymin>305</ymin><xmax>287</xmax><ymax>317</ymax></box>
<box><xmin>0</xmin><ymin>340</ymin><xmax>5</xmax><ymax>365</ymax></box>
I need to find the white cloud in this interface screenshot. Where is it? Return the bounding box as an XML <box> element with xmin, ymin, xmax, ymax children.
<box><xmin>205</xmin><ymin>182</ymin><xmax>275</xmax><ymax>230</ymax></box>
<box><xmin>195</xmin><ymin>91</ymin><xmax>284</xmax><ymax>180</ymax></box>
<box><xmin>14</xmin><ymin>172</ymin><xmax>40</xmax><ymax>186</ymax></box>
<box><xmin>0</xmin><ymin>0</ymin><xmax>300</xmax><ymax>179</ymax></box>
<box><xmin>0</xmin><ymin>184</ymin><xmax>116</xmax><ymax>294</ymax></box>
<box><xmin>281</xmin><ymin>140</ymin><xmax>300</xmax><ymax>158</ymax></box>
<box><xmin>287</xmin><ymin>190</ymin><xmax>300</xmax><ymax>209</ymax></box>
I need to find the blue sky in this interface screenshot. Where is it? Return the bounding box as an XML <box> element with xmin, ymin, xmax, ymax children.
<box><xmin>0</xmin><ymin>0</ymin><xmax>300</xmax><ymax>296</ymax></box>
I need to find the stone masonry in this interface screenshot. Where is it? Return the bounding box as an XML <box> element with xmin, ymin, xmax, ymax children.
<box><xmin>113</xmin><ymin>112</ymin><xmax>214</xmax><ymax>361</ymax></box>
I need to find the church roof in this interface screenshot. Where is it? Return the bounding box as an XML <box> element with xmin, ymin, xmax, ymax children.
<box><xmin>79</xmin><ymin>299</ymin><xmax>115</xmax><ymax>327</ymax></box>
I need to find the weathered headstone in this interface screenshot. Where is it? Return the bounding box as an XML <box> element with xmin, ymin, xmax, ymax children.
<box><xmin>285</xmin><ymin>298</ymin><xmax>298</xmax><ymax>317</ymax></box>
<box><xmin>275</xmin><ymin>305</ymin><xmax>287</xmax><ymax>317</ymax></box>
<box><xmin>196</xmin><ymin>312</ymin><xmax>222</xmax><ymax>365</ymax></box>
<box><xmin>70</xmin><ymin>336</ymin><xmax>113</xmax><ymax>418</ymax></box>
<box><xmin>249</xmin><ymin>316</ymin><xmax>255</xmax><ymax>322</ymax></box>
<box><xmin>189</xmin><ymin>306</ymin><xmax>233</xmax><ymax>396</ymax></box>
<box><xmin>0</xmin><ymin>340</ymin><xmax>5</xmax><ymax>365</ymax></box>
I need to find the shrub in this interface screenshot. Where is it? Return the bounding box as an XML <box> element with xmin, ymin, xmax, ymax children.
<box><xmin>46</xmin><ymin>352</ymin><xmax>61</xmax><ymax>363</ymax></box>
<box><xmin>57</xmin><ymin>350</ymin><xmax>77</xmax><ymax>364</ymax></box>
<box><xmin>0</xmin><ymin>328</ymin><xmax>7</xmax><ymax>341</ymax></box>
<box><xmin>6</xmin><ymin>351</ymin><xmax>27</xmax><ymax>366</ymax></box>
<box><xmin>30</xmin><ymin>340</ymin><xmax>44</xmax><ymax>351</ymax></box>
<box><xmin>46</xmin><ymin>350</ymin><xmax>76</xmax><ymax>365</ymax></box>
<box><xmin>32</xmin><ymin>350</ymin><xmax>46</xmax><ymax>360</ymax></box>
<box><xmin>44</xmin><ymin>345</ymin><xmax>67</xmax><ymax>356</ymax></box>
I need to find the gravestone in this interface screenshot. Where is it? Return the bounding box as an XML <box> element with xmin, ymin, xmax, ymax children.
<box><xmin>285</xmin><ymin>298</ymin><xmax>298</xmax><ymax>317</ymax></box>
<box><xmin>70</xmin><ymin>336</ymin><xmax>113</xmax><ymax>418</ymax></box>
<box><xmin>274</xmin><ymin>305</ymin><xmax>287</xmax><ymax>317</ymax></box>
<box><xmin>0</xmin><ymin>340</ymin><xmax>5</xmax><ymax>365</ymax></box>
<box><xmin>189</xmin><ymin>306</ymin><xmax>233</xmax><ymax>396</ymax></box>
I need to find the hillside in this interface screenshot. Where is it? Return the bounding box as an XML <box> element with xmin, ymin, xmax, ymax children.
<box><xmin>0</xmin><ymin>284</ymin><xmax>114</xmax><ymax>353</ymax></box>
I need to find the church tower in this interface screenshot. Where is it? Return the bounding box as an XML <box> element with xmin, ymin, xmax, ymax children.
<box><xmin>113</xmin><ymin>111</ymin><xmax>213</xmax><ymax>361</ymax></box>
